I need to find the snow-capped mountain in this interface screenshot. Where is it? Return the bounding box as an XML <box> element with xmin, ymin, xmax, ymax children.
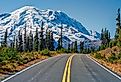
<box><xmin>0</xmin><ymin>6</ymin><xmax>100</xmax><ymax>47</ymax></box>
<box><xmin>89</xmin><ymin>30</ymin><xmax>101</xmax><ymax>39</ymax></box>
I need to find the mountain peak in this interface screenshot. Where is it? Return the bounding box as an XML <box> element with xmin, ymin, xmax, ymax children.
<box><xmin>0</xmin><ymin>6</ymin><xmax>100</xmax><ymax>45</ymax></box>
<box><xmin>11</xmin><ymin>6</ymin><xmax>38</xmax><ymax>14</ymax></box>
<box><xmin>19</xmin><ymin>5</ymin><xmax>35</xmax><ymax>9</ymax></box>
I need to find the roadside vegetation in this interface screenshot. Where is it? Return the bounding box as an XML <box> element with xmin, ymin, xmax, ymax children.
<box><xmin>91</xmin><ymin>46</ymin><xmax>121</xmax><ymax>75</ymax></box>
<box><xmin>0</xmin><ymin>47</ymin><xmax>59</xmax><ymax>73</ymax></box>
<box><xmin>91</xmin><ymin>8</ymin><xmax>121</xmax><ymax>75</ymax></box>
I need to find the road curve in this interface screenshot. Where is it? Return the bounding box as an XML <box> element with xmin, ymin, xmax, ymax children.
<box><xmin>2</xmin><ymin>54</ymin><xmax>121</xmax><ymax>82</ymax></box>
<box><xmin>71</xmin><ymin>55</ymin><xmax>121</xmax><ymax>82</ymax></box>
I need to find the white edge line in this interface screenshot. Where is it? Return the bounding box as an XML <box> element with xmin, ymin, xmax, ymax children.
<box><xmin>1</xmin><ymin>55</ymin><xmax>63</xmax><ymax>82</ymax></box>
<box><xmin>86</xmin><ymin>55</ymin><xmax>121</xmax><ymax>80</ymax></box>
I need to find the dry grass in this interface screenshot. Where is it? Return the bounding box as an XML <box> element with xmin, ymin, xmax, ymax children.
<box><xmin>91</xmin><ymin>46</ymin><xmax>121</xmax><ymax>75</ymax></box>
<box><xmin>91</xmin><ymin>56</ymin><xmax>121</xmax><ymax>75</ymax></box>
<box><xmin>0</xmin><ymin>51</ymin><xmax>59</xmax><ymax>78</ymax></box>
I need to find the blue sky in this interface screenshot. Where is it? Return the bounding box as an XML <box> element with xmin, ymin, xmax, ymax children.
<box><xmin>0</xmin><ymin>0</ymin><xmax>121</xmax><ymax>37</ymax></box>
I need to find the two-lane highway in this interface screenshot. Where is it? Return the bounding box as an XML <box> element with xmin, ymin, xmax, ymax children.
<box><xmin>2</xmin><ymin>54</ymin><xmax>121</xmax><ymax>82</ymax></box>
<box><xmin>71</xmin><ymin>55</ymin><xmax>121</xmax><ymax>82</ymax></box>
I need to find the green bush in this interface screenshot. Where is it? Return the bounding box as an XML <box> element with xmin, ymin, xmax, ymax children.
<box><xmin>41</xmin><ymin>49</ymin><xmax>50</xmax><ymax>56</ymax></box>
<box><xmin>94</xmin><ymin>53</ymin><xmax>102</xmax><ymax>59</ymax></box>
<box><xmin>0</xmin><ymin>47</ymin><xmax>20</xmax><ymax>62</ymax></box>
<box><xmin>100</xmin><ymin>45</ymin><xmax>105</xmax><ymax>50</ymax></box>
<box><xmin>108</xmin><ymin>53</ymin><xmax>117</xmax><ymax>63</ymax></box>
<box><xmin>57</xmin><ymin>48</ymin><xmax>68</xmax><ymax>53</ymax></box>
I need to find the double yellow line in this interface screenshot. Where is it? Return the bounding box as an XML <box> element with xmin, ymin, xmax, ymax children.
<box><xmin>62</xmin><ymin>55</ymin><xmax>74</xmax><ymax>82</ymax></box>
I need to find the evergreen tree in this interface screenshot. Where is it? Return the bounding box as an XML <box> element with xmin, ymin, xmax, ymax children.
<box><xmin>2</xmin><ymin>28</ymin><xmax>8</xmax><ymax>47</ymax></box>
<box><xmin>34</xmin><ymin>28</ymin><xmax>39</xmax><ymax>51</ymax></box>
<box><xmin>115</xmin><ymin>8</ymin><xmax>121</xmax><ymax>46</ymax></box>
<box><xmin>24</xmin><ymin>25</ymin><xmax>27</xmax><ymax>51</ymax></box>
<box><xmin>80</xmin><ymin>41</ymin><xmax>84</xmax><ymax>53</ymax></box>
<box><xmin>26</xmin><ymin>36</ymin><xmax>29</xmax><ymax>51</ymax></box>
<box><xmin>57</xmin><ymin>26</ymin><xmax>63</xmax><ymax>50</ymax></box>
<box><xmin>70</xmin><ymin>42</ymin><xmax>74</xmax><ymax>52</ymax></box>
<box><xmin>13</xmin><ymin>35</ymin><xmax>16</xmax><ymax>48</ymax></box>
<box><xmin>100</xmin><ymin>28</ymin><xmax>110</xmax><ymax>48</ymax></box>
<box><xmin>57</xmin><ymin>38</ymin><xmax>61</xmax><ymax>50</ymax></box>
<box><xmin>60</xmin><ymin>26</ymin><xmax>63</xmax><ymax>48</ymax></box>
<box><xmin>50</xmin><ymin>31</ymin><xmax>54</xmax><ymax>51</ymax></box>
<box><xmin>46</xmin><ymin>31</ymin><xmax>50</xmax><ymax>50</ymax></box>
<box><xmin>109</xmin><ymin>41</ymin><xmax>113</xmax><ymax>48</ymax></box>
<box><xmin>40</xmin><ymin>22</ymin><xmax>44</xmax><ymax>50</ymax></box>
<box><xmin>107</xmin><ymin>32</ymin><xmax>111</xmax><ymax>47</ymax></box>
<box><xmin>68</xmin><ymin>41</ymin><xmax>70</xmax><ymax>53</ymax></box>
<box><xmin>74</xmin><ymin>41</ymin><xmax>78</xmax><ymax>53</ymax></box>
<box><xmin>101</xmin><ymin>28</ymin><xmax>104</xmax><ymax>40</ymax></box>
<box><xmin>11</xmin><ymin>35</ymin><xmax>15</xmax><ymax>48</ymax></box>
<box><xmin>29</xmin><ymin>31</ymin><xmax>33</xmax><ymax>51</ymax></box>
<box><xmin>115</xmin><ymin>8</ymin><xmax>121</xmax><ymax>40</ymax></box>
<box><xmin>15</xmin><ymin>36</ymin><xmax>18</xmax><ymax>50</ymax></box>
<box><xmin>18</xmin><ymin>30</ymin><xmax>23</xmax><ymax>52</ymax></box>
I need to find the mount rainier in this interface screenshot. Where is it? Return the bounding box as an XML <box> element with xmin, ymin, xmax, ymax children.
<box><xmin>0</xmin><ymin>6</ymin><xmax>100</xmax><ymax>48</ymax></box>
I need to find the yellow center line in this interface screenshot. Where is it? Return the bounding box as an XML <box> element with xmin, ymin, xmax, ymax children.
<box><xmin>62</xmin><ymin>56</ymin><xmax>71</xmax><ymax>82</ymax></box>
<box><xmin>67</xmin><ymin>55</ymin><xmax>73</xmax><ymax>82</ymax></box>
<box><xmin>62</xmin><ymin>55</ymin><xmax>74</xmax><ymax>82</ymax></box>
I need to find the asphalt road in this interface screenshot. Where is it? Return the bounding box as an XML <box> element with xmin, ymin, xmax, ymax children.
<box><xmin>2</xmin><ymin>54</ymin><xmax>121</xmax><ymax>82</ymax></box>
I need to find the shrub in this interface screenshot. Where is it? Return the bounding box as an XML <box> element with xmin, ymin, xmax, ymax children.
<box><xmin>94</xmin><ymin>53</ymin><xmax>102</xmax><ymax>59</ymax></box>
<box><xmin>0</xmin><ymin>47</ymin><xmax>19</xmax><ymax>62</ymax></box>
<box><xmin>100</xmin><ymin>45</ymin><xmax>105</xmax><ymax>50</ymax></box>
<box><xmin>57</xmin><ymin>48</ymin><xmax>68</xmax><ymax>53</ymax></box>
<box><xmin>108</xmin><ymin>53</ymin><xmax>117</xmax><ymax>63</ymax></box>
<box><xmin>41</xmin><ymin>49</ymin><xmax>50</xmax><ymax>56</ymax></box>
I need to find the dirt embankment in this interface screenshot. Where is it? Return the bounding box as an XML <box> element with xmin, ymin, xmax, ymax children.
<box><xmin>91</xmin><ymin>46</ymin><xmax>121</xmax><ymax>75</ymax></box>
<box><xmin>0</xmin><ymin>51</ymin><xmax>60</xmax><ymax>80</ymax></box>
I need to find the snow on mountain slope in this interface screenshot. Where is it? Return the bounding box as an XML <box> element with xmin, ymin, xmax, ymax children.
<box><xmin>89</xmin><ymin>30</ymin><xmax>101</xmax><ymax>39</ymax></box>
<box><xmin>0</xmin><ymin>6</ymin><xmax>100</xmax><ymax>47</ymax></box>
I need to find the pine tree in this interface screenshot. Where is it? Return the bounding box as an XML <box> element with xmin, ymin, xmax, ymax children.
<box><xmin>60</xmin><ymin>26</ymin><xmax>63</xmax><ymax>48</ymax></box>
<box><xmin>57</xmin><ymin>26</ymin><xmax>63</xmax><ymax>50</ymax></box>
<box><xmin>100</xmin><ymin>28</ymin><xmax>110</xmax><ymax>48</ymax></box>
<box><xmin>29</xmin><ymin>31</ymin><xmax>33</xmax><ymax>51</ymax></box>
<box><xmin>114</xmin><ymin>8</ymin><xmax>121</xmax><ymax>46</ymax></box>
<box><xmin>71</xmin><ymin>42</ymin><xmax>74</xmax><ymax>52</ymax></box>
<box><xmin>40</xmin><ymin>22</ymin><xmax>44</xmax><ymax>50</ymax></box>
<box><xmin>26</xmin><ymin>36</ymin><xmax>29</xmax><ymax>51</ymax></box>
<box><xmin>13</xmin><ymin>35</ymin><xmax>16</xmax><ymax>48</ymax></box>
<box><xmin>74</xmin><ymin>41</ymin><xmax>78</xmax><ymax>53</ymax></box>
<box><xmin>68</xmin><ymin>41</ymin><xmax>70</xmax><ymax>53</ymax></box>
<box><xmin>109</xmin><ymin>41</ymin><xmax>113</xmax><ymax>48</ymax></box>
<box><xmin>3</xmin><ymin>28</ymin><xmax>8</xmax><ymax>47</ymax></box>
<box><xmin>34</xmin><ymin>28</ymin><xmax>39</xmax><ymax>51</ymax></box>
<box><xmin>50</xmin><ymin>32</ymin><xmax>54</xmax><ymax>51</ymax></box>
<box><xmin>101</xmin><ymin>28</ymin><xmax>104</xmax><ymax>40</ymax></box>
<box><xmin>15</xmin><ymin>36</ymin><xmax>18</xmax><ymax>50</ymax></box>
<box><xmin>46</xmin><ymin>31</ymin><xmax>50</xmax><ymax>50</ymax></box>
<box><xmin>80</xmin><ymin>41</ymin><xmax>84</xmax><ymax>53</ymax></box>
<box><xmin>11</xmin><ymin>35</ymin><xmax>15</xmax><ymax>48</ymax></box>
<box><xmin>24</xmin><ymin>25</ymin><xmax>27</xmax><ymax>51</ymax></box>
<box><xmin>18</xmin><ymin>30</ymin><xmax>23</xmax><ymax>52</ymax></box>
<box><xmin>57</xmin><ymin>38</ymin><xmax>61</xmax><ymax>50</ymax></box>
<box><xmin>115</xmin><ymin>8</ymin><xmax>121</xmax><ymax>40</ymax></box>
<box><xmin>107</xmin><ymin>31</ymin><xmax>111</xmax><ymax>47</ymax></box>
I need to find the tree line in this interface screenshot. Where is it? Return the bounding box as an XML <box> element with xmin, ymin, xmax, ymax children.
<box><xmin>1</xmin><ymin>22</ymin><xmax>55</xmax><ymax>52</ymax></box>
<box><xmin>98</xmin><ymin>8</ymin><xmax>121</xmax><ymax>51</ymax></box>
<box><xmin>0</xmin><ymin>21</ymin><xmax>87</xmax><ymax>53</ymax></box>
